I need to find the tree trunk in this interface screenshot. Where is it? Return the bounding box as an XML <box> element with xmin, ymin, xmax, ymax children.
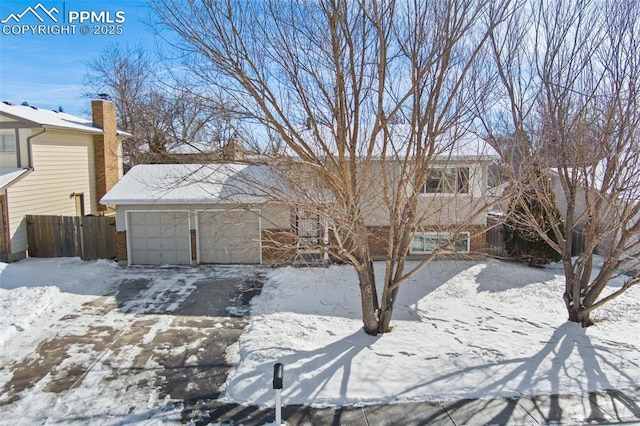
<box><xmin>356</xmin><ymin>263</ymin><xmax>380</xmax><ymax>335</ymax></box>
<box><xmin>576</xmin><ymin>309</ymin><xmax>594</xmax><ymax>327</ymax></box>
<box><xmin>377</xmin><ymin>286</ymin><xmax>399</xmax><ymax>333</ymax></box>
<box><xmin>564</xmin><ymin>287</ymin><xmax>594</xmax><ymax>327</ymax></box>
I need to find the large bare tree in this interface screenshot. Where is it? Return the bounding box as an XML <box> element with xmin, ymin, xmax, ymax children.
<box><xmin>84</xmin><ymin>43</ymin><xmax>244</xmax><ymax>166</ymax></box>
<box><xmin>152</xmin><ymin>0</ymin><xmax>510</xmax><ymax>335</ymax></box>
<box><xmin>485</xmin><ymin>0</ymin><xmax>640</xmax><ymax>326</ymax></box>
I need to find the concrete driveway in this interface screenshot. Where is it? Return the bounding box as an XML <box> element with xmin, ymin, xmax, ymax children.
<box><xmin>0</xmin><ymin>265</ymin><xmax>264</xmax><ymax>424</ymax></box>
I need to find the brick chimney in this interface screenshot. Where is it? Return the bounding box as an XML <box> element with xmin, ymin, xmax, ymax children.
<box><xmin>92</xmin><ymin>99</ymin><xmax>121</xmax><ymax>211</ymax></box>
<box><xmin>221</xmin><ymin>135</ymin><xmax>245</xmax><ymax>161</ymax></box>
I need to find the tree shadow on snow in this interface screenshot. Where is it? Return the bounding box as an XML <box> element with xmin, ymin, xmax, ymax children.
<box><xmin>223</xmin><ymin>329</ymin><xmax>379</xmax><ymax>407</ymax></box>
<box><xmin>269</xmin><ymin>260</ymin><xmax>489</xmax><ymax>321</ymax></box>
<box><xmin>398</xmin><ymin>322</ymin><xmax>640</xmax><ymax>424</ymax></box>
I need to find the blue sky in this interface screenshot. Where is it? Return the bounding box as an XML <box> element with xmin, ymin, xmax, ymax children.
<box><xmin>0</xmin><ymin>1</ymin><xmax>159</xmax><ymax>117</ymax></box>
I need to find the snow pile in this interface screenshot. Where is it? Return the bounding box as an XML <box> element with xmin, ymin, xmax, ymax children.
<box><xmin>0</xmin><ymin>258</ymin><xmax>121</xmax><ymax>353</ymax></box>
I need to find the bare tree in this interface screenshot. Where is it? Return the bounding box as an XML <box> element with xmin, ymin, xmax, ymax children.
<box><xmin>83</xmin><ymin>43</ymin><xmax>245</xmax><ymax>166</ymax></box>
<box><xmin>152</xmin><ymin>0</ymin><xmax>511</xmax><ymax>335</ymax></box>
<box><xmin>485</xmin><ymin>0</ymin><xmax>640</xmax><ymax>326</ymax></box>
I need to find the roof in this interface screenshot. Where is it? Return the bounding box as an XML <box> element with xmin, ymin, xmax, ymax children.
<box><xmin>0</xmin><ymin>102</ymin><xmax>130</xmax><ymax>136</ymax></box>
<box><xmin>0</xmin><ymin>167</ymin><xmax>30</xmax><ymax>190</ymax></box>
<box><xmin>100</xmin><ymin>163</ymin><xmax>281</xmax><ymax>205</ymax></box>
<box><xmin>294</xmin><ymin>123</ymin><xmax>497</xmax><ymax>159</ymax></box>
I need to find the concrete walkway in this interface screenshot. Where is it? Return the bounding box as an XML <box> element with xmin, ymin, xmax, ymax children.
<box><xmin>184</xmin><ymin>388</ymin><xmax>640</xmax><ymax>425</ymax></box>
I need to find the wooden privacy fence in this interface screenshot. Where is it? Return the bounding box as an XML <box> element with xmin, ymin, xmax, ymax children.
<box><xmin>486</xmin><ymin>215</ymin><xmax>509</xmax><ymax>258</ymax></box>
<box><xmin>26</xmin><ymin>215</ymin><xmax>116</xmax><ymax>260</ymax></box>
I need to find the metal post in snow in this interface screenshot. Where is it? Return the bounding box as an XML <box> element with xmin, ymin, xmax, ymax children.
<box><xmin>273</xmin><ymin>362</ymin><xmax>284</xmax><ymax>425</ymax></box>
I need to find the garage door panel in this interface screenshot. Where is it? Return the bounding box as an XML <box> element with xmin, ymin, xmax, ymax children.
<box><xmin>144</xmin><ymin>212</ymin><xmax>161</xmax><ymax>225</ymax></box>
<box><xmin>161</xmin><ymin>223</ymin><xmax>186</xmax><ymax>238</ymax></box>
<box><xmin>161</xmin><ymin>252</ymin><xmax>178</xmax><ymax>265</ymax></box>
<box><xmin>197</xmin><ymin>210</ymin><xmax>260</xmax><ymax>264</ymax></box>
<box><xmin>146</xmin><ymin>251</ymin><xmax>161</xmax><ymax>265</ymax></box>
<box><xmin>130</xmin><ymin>238</ymin><xmax>148</xmax><ymax>251</ymax></box>
<box><xmin>128</xmin><ymin>211</ymin><xmax>191</xmax><ymax>265</ymax></box>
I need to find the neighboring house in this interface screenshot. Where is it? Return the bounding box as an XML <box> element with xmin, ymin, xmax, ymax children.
<box><xmin>101</xmin><ymin>152</ymin><xmax>493</xmax><ymax>266</ymax></box>
<box><xmin>0</xmin><ymin>100</ymin><xmax>125</xmax><ymax>261</ymax></box>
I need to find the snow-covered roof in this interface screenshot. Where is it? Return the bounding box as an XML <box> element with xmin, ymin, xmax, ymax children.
<box><xmin>100</xmin><ymin>163</ymin><xmax>281</xmax><ymax>205</ymax></box>
<box><xmin>293</xmin><ymin>123</ymin><xmax>497</xmax><ymax>160</ymax></box>
<box><xmin>0</xmin><ymin>102</ymin><xmax>130</xmax><ymax>136</ymax></box>
<box><xmin>0</xmin><ymin>168</ymin><xmax>30</xmax><ymax>190</ymax></box>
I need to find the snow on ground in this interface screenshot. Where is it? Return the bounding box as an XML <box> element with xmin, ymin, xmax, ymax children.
<box><xmin>0</xmin><ymin>258</ymin><xmax>122</xmax><ymax>357</ymax></box>
<box><xmin>0</xmin><ymin>258</ymin><xmax>252</xmax><ymax>425</ymax></box>
<box><xmin>1</xmin><ymin>256</ymin><xmax>639</xmax><ymax>423</ymax></box>
<box><xmin>221</xmin><ymin>259</ymin><xmax>640</xmax><ymax>408</ymax></box>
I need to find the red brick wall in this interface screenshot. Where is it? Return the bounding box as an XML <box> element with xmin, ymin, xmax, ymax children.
<box><xmin>367</xmin><ymin>226</ymin><xmax>390</xmax><ymax>258</ymax></box>
<box><xmin>262</xmin><ymin>229</ymin><xmax>297</xmax><ymax>265</ymax></box>
<box><xmin>190</xmin><ymin>229</ymin><xmax>197</xmax><ymax>263</ymax></box>
<box><xmin>115</xmin><ymin>231</ymin><xmax>127</xmax><ymax>262</ymax></box>
<box><xmin>92</xmin><ymin>100</ymin><xmax>119</xmax><ymax>212</ymax></box>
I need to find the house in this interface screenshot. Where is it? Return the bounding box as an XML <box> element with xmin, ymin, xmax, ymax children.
<box><xmin>101</xmin><ymin>151</ymin><xmax>494</xmax><ymax>266</ymax></box>
<box><xmin>0</xmin><ymin>100</ymin><xmax>125</xmax><ymax>261</ymax></box>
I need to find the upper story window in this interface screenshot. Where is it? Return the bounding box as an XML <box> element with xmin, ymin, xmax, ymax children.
<box><xmin>421</xmin><ymin>166</ymin><xmax>469</xmax><ymax>194</ymax></box>
<box><xmin>0</xmin><ymin>133</ymin><xmax>16</xmax><ymax>152</ymax></box>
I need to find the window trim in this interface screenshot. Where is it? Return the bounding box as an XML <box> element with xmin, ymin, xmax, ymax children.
<box><xmin>410</xmin><ymin>231</ymin><xmax>471</xmax><ymax>254</ymax></box>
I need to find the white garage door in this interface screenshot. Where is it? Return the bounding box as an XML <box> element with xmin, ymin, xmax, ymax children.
<box><xmin>128</xmin><ymin>211</ymin><xmax>191</xmax><ymax>265</ymax></box>
<box><xmin>197</xmin><ymin>210</ymin><xmax>261</xmax><ymax>264</ymax></box>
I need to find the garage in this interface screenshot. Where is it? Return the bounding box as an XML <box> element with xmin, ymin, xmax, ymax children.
<box><xmin>127</xmin><ymin>211</ymin><xmax>191</xmax><ymax>265</ymax></box>
<box><xmin>197</xmin><ymin>209</ymin><xmax>261</xmax><ymax>264</ymax></box>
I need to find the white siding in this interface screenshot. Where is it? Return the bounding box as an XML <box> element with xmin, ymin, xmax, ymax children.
<box><xmin>363</xmin><ymin>161</ymin><xmax>489</xmax><ymax>227</ymax></box>
<box><xmin>6</xmin><ymin>129</ymin><xmax>96</xmax><ymax>255</ymax></box>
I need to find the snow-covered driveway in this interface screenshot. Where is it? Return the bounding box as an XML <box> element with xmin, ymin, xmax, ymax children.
<box><xmin>0</xmin><ymin>258</ymin><xmax>263</xmax><ymax>425</ymax></box>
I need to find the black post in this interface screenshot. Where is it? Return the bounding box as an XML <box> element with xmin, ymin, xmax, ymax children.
<box><xmin>273</xmin><ymin>363</ymin><xmax>284</xmax><ymax>424</ymax></box>
<box><xmin>273</xmin><ymin>362</ymin><xmax>284</xmax><ymax>389</ymax></box>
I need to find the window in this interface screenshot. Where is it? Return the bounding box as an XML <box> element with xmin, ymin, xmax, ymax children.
<box><xmin>0</xmin><ymin>134</ymin><xmax>16</xmax><ymax>152</ymax></box>
<box><xmin>421</xmin><ymin>167</ymin><xmax>469</xmax><ymax>194</ymax></box>
<box><xmin>410</xmin><ymin>232</ymin><xmax>470</xmax><ymax>254</ymax></box>
<box><xmin>295</xmin><ymin>209</ymin><xmax>321</xmax><ymax>247</ymax></box>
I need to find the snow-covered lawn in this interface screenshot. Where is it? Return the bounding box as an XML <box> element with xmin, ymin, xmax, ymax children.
<box><xmin>221</xmin><ymin>259</ymin><xmax>640</xmax><ymax>408</ymax></box>
<box><xmin>0</xmin><ymin>256</ymin><xmax>639</xmax><ymax>424</ymax></box>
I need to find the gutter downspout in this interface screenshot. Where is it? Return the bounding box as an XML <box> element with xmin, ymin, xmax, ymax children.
<box><xmin>26</xmin><ymin>127</ymin><xmax>47</xmax><ymax>169</ymax></box>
